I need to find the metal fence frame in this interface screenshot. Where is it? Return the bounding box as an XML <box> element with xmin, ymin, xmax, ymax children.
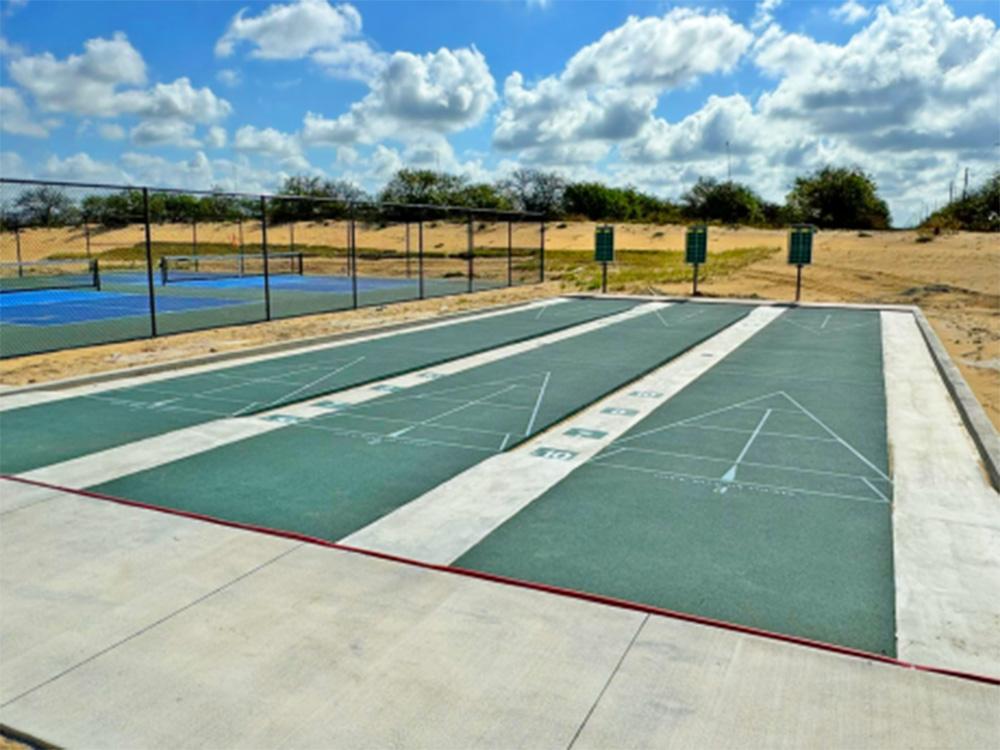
<box><xmin>0</xmin><ymin>177</ymin><xmax>547</xmax><ymax>358</ymax></box>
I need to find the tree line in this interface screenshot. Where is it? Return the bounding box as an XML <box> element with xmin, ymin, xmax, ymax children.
<box><xmin>3</xmin><ymin>166</ymin><xmax>996</xmax><ymax>231</ymax></box>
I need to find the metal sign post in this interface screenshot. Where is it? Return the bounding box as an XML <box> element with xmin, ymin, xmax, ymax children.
<box><xmin>685</xmin><ymin>225</ymin><xmax>708</xmax><ymax>296</ymax></box>
<box><xmin>595</xmin><ymin>225</ymin><xmax>614</xmax><ymax>293</ymax></box>
<box><xmin>788</xmin><ymin>224</ymin><xmax>815</xmax><ymax>302</ymax></box>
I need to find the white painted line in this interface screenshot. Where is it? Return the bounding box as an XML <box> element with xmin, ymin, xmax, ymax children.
<box><xmin>254</xmin><ymin>355</ymin><xmax>365</xmax><ymax>412</ymax></box>
<box><xmin>821</xmin><ymin>314</ymin><xmax>831</xmax><ymax>330</ymax></box>
<box><xmin>722</xmin><ymin>408</ymin><xmax>772</xmax><ymax>482</ymax></box>
<box><xmin>341</xmin><ymin>306</ymin><xmax>787</xmax><ymax>564</ymax></box>
<box><xmin>779</xmin><ymin>391</ymin><xmax>890</xmax><ymax>482</ymax></box>
<box><xmin>20</xmin><ymin>303</ymin><xmax>667</xmax><ymax>489</ymax></box>
<box><xmin>524</xmin><ymin>371</ymin><xmax>551</xmax><ymax>435</ymax></box>
<box><xmin>881</xmin><ymin>310</ymin><xmax>1000</xmax><ymax>676</ymax></box>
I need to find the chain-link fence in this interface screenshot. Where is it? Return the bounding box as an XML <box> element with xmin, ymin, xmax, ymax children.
<box><xmin>0</xmin><ymin>178</ymin><xmax>545</xmax><ymax>358</ymax></box>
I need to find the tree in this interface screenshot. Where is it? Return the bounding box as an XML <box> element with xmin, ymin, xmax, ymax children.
<box><xmin>501</xmin><ymin>169</ymin><xmax>565</xmax><ymax>215</ymax></box>
<box><xmin>12</xmin><ymin>186</ymin><xmax>79</xmax><ymax>227</ymax></box>
<box><xmin>921</xmin><ymin>172</ymin><xmax>999</xmax><ymax>232</ymax></box>
<box><xmin>378</xmin><ymin>170</ymin><xmax>467</xmax><ymax>206</ymax></box>
<box><xmin>786</xmin><ymin>166</ymin><xmax>891</xmax><ymax>229</ymax></box>
<box><xmin>273</xmin><ymin>175</ymin><xmax>368</xmax><ymax>223</ymax></box>
<box><xmin>563</xmin><ymin>182</ymin><xmax>630</xmax><ymax>221</ymax></box>
<box><xmin>681</xmin><ymin>178</ymin><xmax>763</xmax><ymax>225</ymax></box>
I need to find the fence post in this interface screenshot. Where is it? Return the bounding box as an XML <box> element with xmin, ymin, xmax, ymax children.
<box><xmin>405</xmin><ymin>223</ymin><xmax>411</xmax><ymax>279</ymax></box>
<box><xmin>507</xmin><ymin>219</ymin><xmax>513</xmax><ymax>287</ymax></box>
<box><xmin>290</xmin><ymin>221</ymin><xmax>295</xmax><ymax>254</ymax></box>
<box><xmin>539</xmin><ymin>220</ymin><xmax>546</xmax><ymax>283</ymax></box>
<box><xmin>467</xmin><ymin>213</ymin><xmax>474</xmax><ymax>293</ymax></box>
<box><xmin>418</xmin><ymin>216</ymin><xmax>425</xmax><ymax>300</ymax></box>
<box><xmin>14</xmin><ymin>227</ymin><xmax>23</xmax><ymax>276</ymax></box>
<box><xmin>84</xmin><ymin>221</ymin><xmax>91</xmax><ymax>258</ymax></box>
<box><xmin>350</xmin><ymin>206</ymin><xmax>358</xmax><ymax>309</ymax></box>
<box><xmin>260</xmin><ymin>195</ymin><xmax>272</xmax><ymax>321</ymax></box>
<box><xmin>142</xmin><ymin>188</ymin><xmax>158</xmax><ymax>337</ymax></box>
<box><xmin>192</xmin><ymin>218</ymin><xmax>198</xmax><ymax>270</ymax></box>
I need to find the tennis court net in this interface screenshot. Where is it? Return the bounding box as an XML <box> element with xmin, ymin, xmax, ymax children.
<box><xmin>160</xmin><ymin>252</ymin><xmax>304</xmax><ymax>285</ymax></box>
<box><xmin>0</xmin><ymin>258</ymin><xmax>101</xmax><ymax>294</ymax></box>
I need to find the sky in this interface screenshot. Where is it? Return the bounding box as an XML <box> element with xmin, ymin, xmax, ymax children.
<box><xmin>0</xmin><ymin>0</ymin><xmax>997</xmax><ymax>226</ymax></box>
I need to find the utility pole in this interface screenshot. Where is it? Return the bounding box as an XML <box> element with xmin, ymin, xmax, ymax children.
<box><xmin>726</xmin><ymin>141</ymin><xmax>731</xmax><ymax>181</ymax></box>
<box><xmin>963</xmin><ymin>167</ymin><xmax>969</xmax><ymax>198</ymax></box>
<box><xmin>949</xmin><ymin>181</ymin><xmax>954</xmax><ymax>204</ymax></box>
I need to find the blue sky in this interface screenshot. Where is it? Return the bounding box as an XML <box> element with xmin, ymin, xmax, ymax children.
<box><xmin>1</xmin><ymin>0</ymin><xmax>997</xmax><ymax>225</ymax></box>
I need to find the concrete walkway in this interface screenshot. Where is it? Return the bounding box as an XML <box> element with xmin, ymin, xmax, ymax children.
<box><xmin>1</xmin><ymin>482</ymin><xmax>996</xmax><ymax>749</ymax></box>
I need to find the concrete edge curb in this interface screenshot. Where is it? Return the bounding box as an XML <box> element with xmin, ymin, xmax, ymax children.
<box><xmin>1</xmin><ymin>723</ymin><xmax>60</xmax><ymax>750</ymax></box>
<box><xmin>0</xmin><ymin>298</ymin><xmax>545</xmax><ymax>397</ymax></box>
<box><xmin>568</xmin><ymin>292</ymin><xmax>921</xmax><ymax>313</ymax></box>
<box><xmin>913</xmin><ymin>308</ymin><xmax>1000</xmax><ymax>491</ymax></box>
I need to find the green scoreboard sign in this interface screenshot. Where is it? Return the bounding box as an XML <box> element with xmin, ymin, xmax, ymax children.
<box><xmin>595</xmin><ymin>225</ymin><xmax>614</xmax><ymax>262</ymax></box>
<box><xmin>685</xmin><ymin>225</ymin><xmax>708</xmax><ymax>265</ymax></box>
<box><xmin>788</xmin><ymin>224</ymin><xmax>815</xmax><ymax>265</ymax></box>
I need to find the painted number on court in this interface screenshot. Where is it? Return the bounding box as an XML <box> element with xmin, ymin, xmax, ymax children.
<box><xmin>417</xmin><ymin>372</ymin><xmax>443</xmax><ymax>380</ymax></box>
<box><xmin>262</xmin><ymin>414</ymin><xmax>301</xmax><ymax>424</ymax></box>
<box><xmin>564</xmin><ymin>427</ymin><xmax>607</xmax><ymax>440</ymax></box>
<box><xmin>628</xmin><ymin>390</ymin><xmax>663</xmax><ymax>399</ymax></box>
<box><xmin>531</xmin><ymin>447</ymin><xmax>578</xmax><ymax>462</ymax></box>
<box><xmin>372</xmin><ymin>384</ymin><xmax>403</xmax><ymax>393</ymax></box>
<box><xmin>601</xmin><ymin>407</ymin><xmax>639</xmax><ymax>416</ymax></box>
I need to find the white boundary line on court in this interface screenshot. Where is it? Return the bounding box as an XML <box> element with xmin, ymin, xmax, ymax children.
<box><xmin>15</xmin><ymin>303</ymin><xmax>666</xmax><ymax>492</ymax></box>
<box><xmin>0</xmin><ymin>297</ymin><xmax>571</xmax><ymax>412</ymax></box>
<box><xmin>340</xmin><ymin>306</ymin><xmax>786</xmax><ymax>563</ymax></box>
<box><xmin>882</xmin><ymin>310</ymin><xmax>1000</xmax><ymax>676</ymax></box>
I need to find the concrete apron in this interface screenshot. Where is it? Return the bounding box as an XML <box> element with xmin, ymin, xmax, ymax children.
<box><xmin>1</xmin><ymin>484</ymin><xmax>997</xmax><ymax>749</ymax></box>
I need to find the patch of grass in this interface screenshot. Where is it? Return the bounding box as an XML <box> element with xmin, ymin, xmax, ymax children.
<box><xmin>547</xmin><ymin>246</ymin><xmax>779</xmax><ymax>291</ymax></box>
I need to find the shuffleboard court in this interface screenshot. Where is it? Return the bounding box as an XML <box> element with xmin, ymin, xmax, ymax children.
<box><xmin>0</xmin><ymin>298</ymin><xmax>637</xmax><ymax>474</ymax></box>
<box><xmin>92</xmin><ymin>303</ymin><xmax>751</xmax><ymax>541</ymax></box>
<box><xmin>455</xmin><ymin>307</ymin><xmax>896</xmax><ymax>656</ymax></box>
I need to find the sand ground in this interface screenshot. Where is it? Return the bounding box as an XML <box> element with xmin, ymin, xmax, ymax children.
<box><xmin>1</xmin><ymin>223</ymin><xmax>997</xmax><ymax>429</ymax></box>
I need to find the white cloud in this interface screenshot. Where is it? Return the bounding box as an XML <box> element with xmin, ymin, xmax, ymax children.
<box><xmin>614</xmin><ymin>0</ymin><xmax>1000</xmax><ymax>225</ymax></box>
<box><xmin>492</xmin><ymin>9</ymin><xmax>751</xmax><ymax>164</ymax></box>
<box><xmin>303</xmin><ymin>46</ymin><xmax>497</xmax><ymax>145</ymax></box>
<box><xmin>752</xmin><ymin>0</ymin><xmax>783</xmax><ymax>30</ymax></box>
<box><xmin>41</xmin><ymin>152</ymin><xmax>132</xmax><ymax>183</ymax></box>
<box><xmin>0</xmin><ymin>86</ymin><xmax>49</xmax><ymax>137</ymax></box>
<box><xmin>832</xmin><ymin>1</ymin><xmax>871</xmax><ymax>24</ymax></box>
<box><xmin>216</xmin><ymin>68</ymin><xmax>242</xmax><ymax>87</ymax></box>
<box><xmin>99</xmin><ymin>123</ymin><xmax>125</xmax><ymax>140</ymax></box>
<box><xmin>216</xmin><ymin>0</ymin><xmax>384</xmax><ymax>81</ymax></box>
<box><xmin>130</xmin><ymin>119</ymin><xmax>200</xmax><ymax>147</ymax></box>
<box><xmin>8</xmin><ymin>34</ymin><xmax>230</xmax><ymax>123</ymax></box>
<box><xmin>0</xmin><ymin>35</ymin><xmax>24</xmax><ymax>57</ymax></box>
<box><xmin>206</xmin><ymin>126</ymin><xmax>227</xmax><ymax>148</ymax></box>
<box><xmin>563</xmin><ymin>10</ymin><xmax>752</xmax><ymax>90</ymax></box>
<box><xmin>234</xmin><ymin>125</ymin><xmax>310</xmax><ymax>170</ymax></box>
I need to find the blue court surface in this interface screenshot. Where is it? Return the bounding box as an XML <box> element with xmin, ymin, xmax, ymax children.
<box><xmin>0</xmin><ymin>289</ymin><xmax>242</xmax><ymax>326</ymax></box>
<box><xmin>0</xmin><ymin>275</ymin><xmax>417</xmax><ymax>327</ymax></box>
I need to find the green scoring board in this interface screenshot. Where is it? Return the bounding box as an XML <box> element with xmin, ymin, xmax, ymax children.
<box><xmin>595</xmin><ymin>225</ymin><xmax>614</xmax><ymax>262</ymax></box>
<box><xmin>685</xmin><ymin>225</ymin><xmax>708</xmax><ymax>265</ymax></box>
<box><xmin>788</xmin><ymin>224</ymin><xmax>814</xmax><ymax>265</ymax></box>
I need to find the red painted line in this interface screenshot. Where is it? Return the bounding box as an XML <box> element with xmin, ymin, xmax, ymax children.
<box><xmin>4</xmin><ymin>473</ymin><xmax>998</xmax><ymax>688</ymax></box>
